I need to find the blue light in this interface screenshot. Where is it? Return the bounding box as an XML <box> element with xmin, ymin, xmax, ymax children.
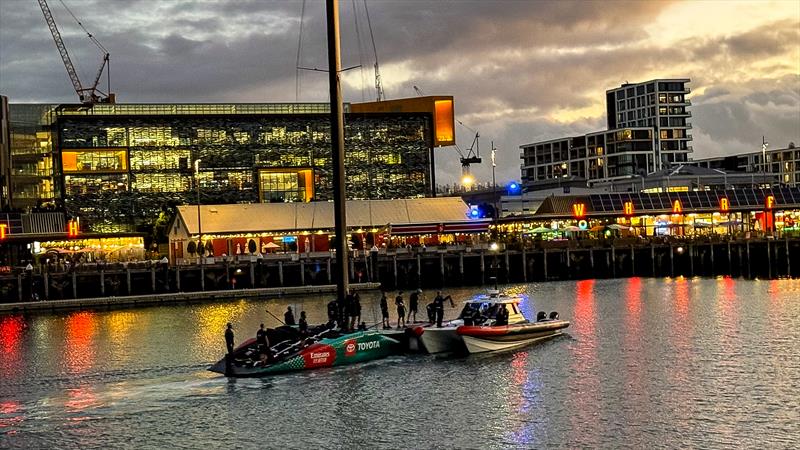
<box><xmin>507</xmin><ymin>181</ymin><xmax>521</xmax><ymax>195</ymax></box>
<box><xmin>282</xmin><ymin>236</ymin><xmax>296</xmax><ymax>243</ymax></box>
<box><xmin>469</xmin><ymin>205</ymin><xmax>481</xmax><ymax>218</ymax></box>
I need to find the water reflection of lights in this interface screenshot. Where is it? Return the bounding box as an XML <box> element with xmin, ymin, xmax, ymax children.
<box><xmin>567</xmin><ymin>280</ymin><xmax>599</xmax><ymax>443</ymax></box>
<box><xmin>0</xmin><ymin>315</ymin><xmax>26</xmax><ymax>380</ymax></box>
<box><xmin>193</xmin><ymin>302</ymin><xmax>248</xmax><ymax>358</ymax></box>
<box><xmin>0</xmin><ymin>400</ymin><xmax>23</xmax><ymax>433</ymax></box>
<box><xmin>65</xmin><ymin>312</ymin><xmax>98</xmax><ymax>374</ymax></box>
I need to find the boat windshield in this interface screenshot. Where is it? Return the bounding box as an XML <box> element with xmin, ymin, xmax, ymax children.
<box><xmin>459</xmin><ymin>302</ymin><xmax>501</xmax><ymax>320</ymax></box>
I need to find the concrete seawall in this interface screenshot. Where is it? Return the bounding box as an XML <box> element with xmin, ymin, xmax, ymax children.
<box><xmin>0</xmin><ymin>282</ymin><xmax>381</xmax><ymax>315</ymax></box>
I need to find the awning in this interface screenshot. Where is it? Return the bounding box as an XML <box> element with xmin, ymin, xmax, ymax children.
<box><xmin>389</xmin><ymin>220</ymin><xmax>490</xmax><ymax>235</ymax></box>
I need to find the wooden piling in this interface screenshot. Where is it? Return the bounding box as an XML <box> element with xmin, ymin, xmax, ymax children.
<box><xmin>327</xmin><ymin>258</ymin><xmax>332</xmax><ymax>284</ymax></box>
<box><xmin>611</xmin><ymin>246</ymin><xmax>616</xmax><ymax>277</ymax></box>
<box><xmin>689</xmin><ymin>245</ymin><xmax>694</xmax><ymax>277</ymax></box>
<box><xmin>767</xmin><ymin>240</ymin><xmax>772</xmax><ymax>279</ymax></box>
<box><xmin>74</xmin><ymin>272</ymin><xmax>78</xmax><ymax>298</ymax></box>
<box><xmin>200</xmin><ymin>265</ymin><xmax>205</xmax><ymax>291</ymax></box>
<box><xmin>786</xmin><ymin>238</ymin><xmax>791</xmax><ymax>277</ymax></box>
<box><xmin>543</xmin><ymin>249</ymin><xmax>548</xmax><ymax>280</ymax></box>
<box><xmin>709</xmin><ymin>244</ymin><xmax>715</xmax><ymax>276</ymax></box>
<box><xmin>151</xmin><ymin>266</ymin><xmax>156</xmax><ymax>292</ymax></box>
<box><xmin>300</xmin><ymin>260</ymin><xmax>305</xmax><ymax>285</ymax></box>
<box><xmin>521</xmin><ymin>248</ymin><xmax>527</xmax><ymax>282</ymax></box>
<box><xmin>650</xmin><ymin>244</ymin><xmax>655</xmax><ymax>276</ymax></box>
<box><xmin>440</xmin><ymin>252</ymin><xmax>445</xmax><ymax>286</ymax></box>
<box><xmin>176</xmin><ymin>266</ymin><xmax>181</xmax><ymax>291</ymax></box>
<box><xmin>100</xmin><ymin>270</ymin><xmax>105</xmax><ymax>296</ymax></box>
<box><xmin>43</xmin><ymin>272</ymin><xmax>49</xmax><ymax>299</ymax></box>
<box><xmin>746</xmin><ymin>240</ymin><xmax>751</xmax><ymax>278</ymax></box>
<box><xmin>278</xmin><ymin>261</ymin><xmax>284</xmax><ymax>286</ymax></box>
<box><xmin>630</xmin><ymin>245</ymin><xmax>635</xmax><ymax>276</ymax></box>
<box><xmin>480</xmin><ymin>251</ymin><xmax>485</xmax><ymax>284</ymax></box>
<box><xmin>249</xmin><ymin>262</ymin><xmax>255</xmax><ymax>287</ymax></box>
<box><xmin>669</xmin><ymin>245</ymin><xmax>674</xmax><ymax>277</ymax></box>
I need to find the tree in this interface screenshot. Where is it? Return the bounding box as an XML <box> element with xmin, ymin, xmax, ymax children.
<box><xmin>187</xmin><ymin>241</ymin><xmax>197</xmax><ymax>257</ymax></box>
<box><xmin>248</xmin><ymin>239</ymin><xmax>257</xmax><ymax>254</ymax></box>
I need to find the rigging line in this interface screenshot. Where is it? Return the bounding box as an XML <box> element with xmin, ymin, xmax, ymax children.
<box><xmin>295</xmin><ymin>0</ymin><xmax>306</xmax><ymax>102</ymax></box>
<box><xmin>362</xmin><ymin>0</ymin><xmax>384</xmax><ymax>101</ymax></box>
<box><xmin>57</xmin><ymin>0</ymin><xmax>107</xmax><ymax>53</ymax></box>
<box><xmin>352</xmin><ymin>0</ymin><xmax>365</xmax><ymax>102</ymax></box>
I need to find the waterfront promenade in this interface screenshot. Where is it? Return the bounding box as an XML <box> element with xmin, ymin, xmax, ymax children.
<box><xmin>2</xmin><ymin>236</ymin><xmax>797</xmax><ymax>304</ymax></box>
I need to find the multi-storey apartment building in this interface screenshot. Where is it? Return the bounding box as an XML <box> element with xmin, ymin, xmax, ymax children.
<box><xmin>691</xmin><ymin>145</ymin><xmax>800</xmax><ymax>187</ymax></box>
<box><xmin>521</xmin><ymin>79</ymin><xmax>692</xmax><ymax>190</ymax></box>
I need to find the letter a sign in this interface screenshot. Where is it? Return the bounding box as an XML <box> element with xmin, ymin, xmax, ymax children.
<box><xmin>572</xmin><ymin>203</ymin><xmax>586</xmax><ymax>218</ymax></box>
<box><xmin>672</xmin><ymin>199</ymin><xmax>683</xmax><ymax>214</ymax></box>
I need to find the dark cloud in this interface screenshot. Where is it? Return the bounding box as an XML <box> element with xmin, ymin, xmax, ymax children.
<box><xmin>1</xmin><ymin>0</ymin><xmax>798</xmax><ymax>184</ymax></box>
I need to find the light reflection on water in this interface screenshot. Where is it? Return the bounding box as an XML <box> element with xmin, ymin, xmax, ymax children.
<box><xmin>1</xmin><ymin>279</ymin><xmax>799</xmax><ymax>449</ymax></box>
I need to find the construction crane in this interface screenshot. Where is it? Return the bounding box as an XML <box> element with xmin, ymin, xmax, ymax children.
<box><xmin>413</xmin><ymin>85</ymin><xmax>482</xmax><ymax>184</ymax></box>
<box><xmin>454</xmin><ymin>120</ymin><xmax>482</xmax><ymax>184</ymax></box>
<box><xmin>37</xmin><ymin>0</ymin><xmax>113</xmax><ymax>105</ymax></box>
<box><xmin>362</xmin><ymin>0</ymin><xmax>384</xmax><ymax>101</ymax></box>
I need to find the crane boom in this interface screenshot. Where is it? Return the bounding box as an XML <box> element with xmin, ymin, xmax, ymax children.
<box><xmin>37</xmin><ymin>0</ymin><xmax>112</xmax><ymax>104</ymax></box>
<box><xmin>37</xmin><ymin>0</ymin><xmax>84</xmax><ymax>97</ymax></box>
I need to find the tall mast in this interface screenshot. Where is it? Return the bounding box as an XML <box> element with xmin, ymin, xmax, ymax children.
<box><xmin>326</xmin><ymin>0</ymin><xmax>350</xmax><ymax>302</ymax></box>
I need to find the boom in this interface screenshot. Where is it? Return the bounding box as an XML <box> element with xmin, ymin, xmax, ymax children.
<box><xmin>37</xmin><ymin>0</ymin><xmax>112</xmax><ymax>104</ymax></box>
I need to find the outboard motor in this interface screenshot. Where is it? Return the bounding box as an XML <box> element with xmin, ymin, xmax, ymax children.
<box><xmin>536</xmin><ymin>311</ymin><xmax>547</xmax><ymax>322</ymax></box>
<box><xmin>549</xmin><ymin>311</ymin><xmax>559</xmax><ymax>320</ymax></box>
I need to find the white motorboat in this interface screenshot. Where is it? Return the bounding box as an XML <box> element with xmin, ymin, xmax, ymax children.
<box><xmin>415</xmin><ymin>289</ymin><xmax>528</xmax><ymax>354</ymax></box>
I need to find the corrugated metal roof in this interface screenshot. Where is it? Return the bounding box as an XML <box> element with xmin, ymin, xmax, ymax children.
<box><xmin>176</xmin><ymin>197</ymin><xmax>472</xmax><ymax>234</ymax></box>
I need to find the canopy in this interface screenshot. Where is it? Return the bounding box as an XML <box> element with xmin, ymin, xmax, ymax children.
<box><xmin>530</xmin><ymin>226</ymin><xmax>552</xmax><ymax>234</ymax></box>
<box><xmin>563</xmin><ymin>225</ymin><xmax>582</xmax><ymax>232</ymax></box>
<box><xmin>589</xmin><ymin>225</ymin><xmax>606</xmax><ymax>232</ymax></box>
<box><xmin>607</xmin><ymin>223</ymin><xmax>630</xmax><ymax>230</ymax></box>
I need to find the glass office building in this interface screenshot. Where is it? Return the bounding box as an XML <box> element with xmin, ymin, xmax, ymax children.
<box><xmin>6</xmin><ymin>98</ymin><xmax>455</xmax><ymax>233</ymax></box>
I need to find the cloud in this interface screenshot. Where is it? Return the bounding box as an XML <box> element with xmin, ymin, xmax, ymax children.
<box><xmin>1</xmin><ymin>0</ymin><xmax>798</xmax><ymax>185</ymax></box>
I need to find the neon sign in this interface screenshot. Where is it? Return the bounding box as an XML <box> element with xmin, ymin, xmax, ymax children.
<box><xmin>572</xmin><ymin>203</ymin><xmax>586</xmax><ymax>218</ymax></box>
<box><xmin>623</xmin><ymin>201</ymin><xmax>634</xmax><ymax>216</ymax></box>
<box><xmin>0</xmin><ymin>224</ymin><xmax>7</xmax><ymax>240</ymax></box>
<box><xmin>720</xmin><ymin>198</ymin><xmax>729</xmax><ymax>213</ymax></box>
<box><xmin>672</xmin><ymin>199</ymin><xmax>683</xmax><ymax>214</ymax></box>
<box><xmin>578</xmin><ymin>220</ymin><xmax>588</xmax><ymax>230</ymax></box>
<box><xmin>67</xmin><ymin>219</ymin><xmax>80</xmax><ymax>237</ymax></box>
<box><xmin>765</xmin><ymin>195</ymin><xmax>775</xmax><ymax>210</ymax></box>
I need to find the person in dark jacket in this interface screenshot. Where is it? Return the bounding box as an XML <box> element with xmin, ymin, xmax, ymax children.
<box><xmin>407</xmin><ymin>289</ymin><xmax>420</xmax><ymax>323</ymax></box>
<box><xmin>432</xmin><ymin>291</ymin><xmax>454</xmax><ymax>328</ymax></box>
<box><xmin>225</xmin><ymin>323</ymin><xmax>235</xmax><ymax>354</ymax></box>
<box><xmin>379</xmin><ymin>291</ymin><xmax>390</xmax><ymax>329</ymax></box>
<box><xmin>395</xmin><ymin>292</ymin><xmax>406</xmax><ymax>328</ymax></box>
<box><xmin>495</xmin><ymin>304</ymin><xmax>509</xmax><ymax>326</ymax></box>
<box><xmin>299</xmin><ymin>311</ymin><xmax>308</xmax><ymax>335</ymax></box>
<box><xmin>256</xmin><ymin>323</ymin><xmax>268</xmax><ymax>353</ymax></box>
<box><xmin>327</xmin><ymin>299</ymin><xmax>339</xmax><ymax>326</ymax></box>
<box><xmin>349</xmin><ymin>293</ymin><xmax>362</xmax><ymax>331</ymax></box>
<box><xmin>284</xmin><ymin>306</ymin><xmax>296</xmax><ymax>326</ymax></box>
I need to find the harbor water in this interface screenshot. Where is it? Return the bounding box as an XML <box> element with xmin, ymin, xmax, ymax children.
<box><xmin>1</xmin><ymin>278</ymin><xmax>799</xmax><ymax>448</ymax></box>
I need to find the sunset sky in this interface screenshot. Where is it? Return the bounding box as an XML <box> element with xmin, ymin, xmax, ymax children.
<box><xmin>1</xmin><ymin>0</ymin><xmax>798</xmax><ymax>184</ymax></box>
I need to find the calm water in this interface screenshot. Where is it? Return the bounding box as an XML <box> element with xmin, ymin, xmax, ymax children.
<box><xmin>1</xmin><ymin>278</ymin><xmax>799</xmax><ymax>449</ymax></box>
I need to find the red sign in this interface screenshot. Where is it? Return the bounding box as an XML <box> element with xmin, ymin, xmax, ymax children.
<box><xmin>720</xmin><ymin>198</ymin><xmax>729</xmax><ymax>213</ymax></box>
<box><xmin>344</xmin><ymin>339</ymin><xmax>357</xmax><ymax>357</ymax></box>
<box><xmin>765</xmin><ymin>195</ymin><xmax>775</xmax><ymax>210</ymax></box>
<box><xmin>572</xmin><ymin>203</ymin><xmax>586</xmax><ymax>218</ymax></box>
<box><xmin>672</xmin><ymin>199</ymin><xmax>683</xmax><ymax>214</ymax></box>
<box><xmin>0</xmin><ymin>224</ymin><xmax>7</xmax><ymax>240</ymax></box>
<box><xmin>623</xmin><ymin>201</ymin><xmax>634</xmax><ymax>216</ymax></box>
<box><xmin>300</xmin><ymin>343</ymin><xmax>336</xmax><ymax>368</ymax></box>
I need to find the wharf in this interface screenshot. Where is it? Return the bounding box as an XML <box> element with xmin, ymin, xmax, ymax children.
<box><xmin>0</xmin><ymin>282</ymin><xmax>380</xmax><ymax>315</ymax></box>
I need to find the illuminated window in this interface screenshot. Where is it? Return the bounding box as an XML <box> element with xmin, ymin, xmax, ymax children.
<box><xmin>259</xmin><ymin>169</ymin><xmax>314</xmax><ymax>202</ymax></box>
<box><xmin>62</xmin><ymin>149</ymin><xmax>128</xmax><ymax>173</ymax></box>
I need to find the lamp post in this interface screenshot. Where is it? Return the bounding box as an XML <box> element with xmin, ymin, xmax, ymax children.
<box><xmin>489</xmin><ymin>241</ymin><xmax>499</xmax><ymax>290</ymax></box>
<box><xmin>762</xmin><ymin>136</ymin><xmax>769</xmax><ymax>187</ymax></box>
<box><xmin>194</xmin><ymin>159</ymin><xmax>202</xmax><ymax>263</ymax></box>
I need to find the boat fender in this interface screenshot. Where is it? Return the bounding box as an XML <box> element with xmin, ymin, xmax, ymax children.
<box><xmin>549</xmin><ymin>311</ymin><xmax>559</xmax><ymax>320</ymax></box>
<box><xmin>410</xmin><ymin>326</ymin><xmax>425</xmax><ymax>337</ymax></box>
<box><xmin>536</xmin><ymin>311</ymin><xmax>547</xmax><ymax>322</ymax></box>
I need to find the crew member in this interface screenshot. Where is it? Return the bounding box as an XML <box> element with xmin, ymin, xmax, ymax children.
<box><xmin>350</xmin><ymin>292</ymin><xmax>362</xmax><ymax>331</ymax></box>
<box><xmin>407</xmin><ymin>289</ymin><xmax>421</xmax><ymax>323</ymax></box>
<box><xmin>284</xmin><ymin>306</ymin><xmax>296</xmax><ymax>326</ymax></box>
<box><xmin>256</xmin><ymin>323</ymin><xmax>268</xmax><ymax>355</ymax></box>
<box><xmin>224</xmin><ymin>323</ymin><xmax>235</xmax><ymax>376</ymax></box>
<box><xmin>395</xmin><ymin>291</ymin><xmax>406</xmax><ymax>328</ymax></box>
<box><xmin>432</xmin><ymin>291</ymin><xmax>454</xmax><ymax>328</ymax></box>
<box><xmin>495</xmin><ymin>304</ymin><xmax>509</xmax><ymax>326</ymax></box>
<box><xmin>299</xmin><ymin>311</ymin><xmax>308</xmax><ymax>335</ymax></box>
<box><xmin>327</xmin><ymin>298</ymin><xmax>339</xmax><ymax>328</ymax></box>
<box><xmin>379</xmin><ymin>291</ymin><xmax>390</xmax><ymax>329</ymax></box>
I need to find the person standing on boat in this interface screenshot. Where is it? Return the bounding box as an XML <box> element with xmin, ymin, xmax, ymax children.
<box><xmin>256</xmin><ymin>323</ymin><xmax>269</xmax><ymax>354</ymax></box>
<box><xmin>284</xmin><ymin>306</ymin><xmax>296</xmax><ymax>326</ymax></box>
<box><xmin>299</xmin><ymin>311</ymin><xmax>308</xmax><ymax>336</ymax></box>
<box><xmin>395</xmin><ymin>292</ymin><xmax>406</xmax><ymax>328</ymax></box>
<box><xmin>327</xmin><ymin>298</ymin><xmax>339</xmax><ymax>328</ymax></box>
<box><xmin>379</xmin><ymin>291</ymin><xmax>390</xmax><ymax>329</ymax></box>
<box><xmin>433</xmin><ymin>291</ymin><xmax>454</xmax><ymax>328</ymax></box>
<box><xmin>225</xmin><ymin>323</ymin><xmax>235</xmax><ymax>354</ymax></box>
<box><xmin>495</xmin><ymin>304</ymin><xmax>509</xmax><ymax>326</ymax></box>
<box><xmin>349</xmin><ymin>292</ymin><xmax>362</xmax><ymax>331</ymax></box>
<box><xmin>407</xmin><ymin>289</ymin><xmax>421</xmax><ymax>323</ymax></box>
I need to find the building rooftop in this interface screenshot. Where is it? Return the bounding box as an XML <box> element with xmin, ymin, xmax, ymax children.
<box><xmin>175</xmin><ymin>197</ymin><xmax>482</xmax><ymax>235</ymax></box>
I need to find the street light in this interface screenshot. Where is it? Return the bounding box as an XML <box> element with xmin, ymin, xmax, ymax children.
<box><xmin>194</xmin><ymin>159</ymin><xmax>203</xmax><ymax>263</ymax></box>
<box><xmin>489</xmin><ymin>242</ymin><xmax>499</xmax><ymax>290</ymax></box>
<box><xmin>762</xmin><ymin>136</ymin><xmax>769</xmax><ymax>187</ymax></box>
